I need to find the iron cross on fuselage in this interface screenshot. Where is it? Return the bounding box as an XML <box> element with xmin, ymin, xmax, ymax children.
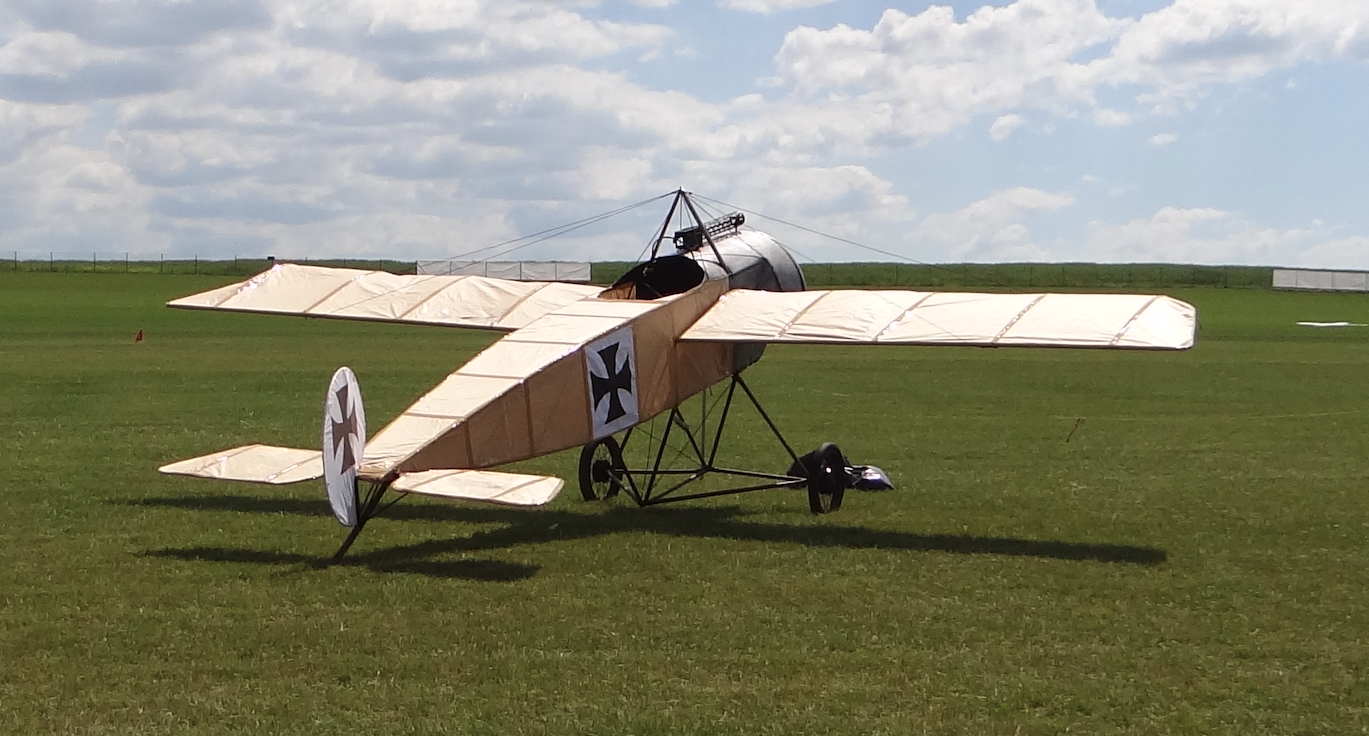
<box><xmin>590</xmin><ymin>343</ymin><xmax>633</xmax><ymax>422</ymax></box>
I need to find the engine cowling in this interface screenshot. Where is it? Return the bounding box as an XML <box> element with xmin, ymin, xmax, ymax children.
<box><xmin>608</xmin><ymin>226</ymin><xmax>805</xmax><ymax>298</ymax></box>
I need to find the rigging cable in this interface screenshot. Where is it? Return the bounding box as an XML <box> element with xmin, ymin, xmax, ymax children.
<box><xmin>444</xmin><ymin>192</ymin><xmax>674</xmax><ymax>265</ymax></box>
<box><xmin>691</xmin><ymin>193</ymin><xmax>987</xmax><ymax>286</ymax></box>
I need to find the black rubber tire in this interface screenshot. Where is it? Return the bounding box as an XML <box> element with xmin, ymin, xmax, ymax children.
<box><xmin>578</xmin><ymin>436</ymin><xmax>626</xmax><ymax>501</ymax></box>
<box><xmin>806</xmin><ymin>442</ymin><xmax>847</xmax><ymax>514</ymax></box>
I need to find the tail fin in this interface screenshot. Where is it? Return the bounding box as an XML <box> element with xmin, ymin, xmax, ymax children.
<box><xmin>322</xmin><ymin>367</ymin><xmax>367</xmax><ymax>527</ymax></box>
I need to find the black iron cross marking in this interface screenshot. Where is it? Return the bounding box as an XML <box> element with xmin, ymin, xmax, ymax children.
<box><xmin>330</xmin><ymin>383</ymin><xmax>357</xmax><ymax>470</ymax></box>
<box><xmin>590</xmin><ymin>343</ymin><xmax>633</xmax><ymax>422</ymax></box>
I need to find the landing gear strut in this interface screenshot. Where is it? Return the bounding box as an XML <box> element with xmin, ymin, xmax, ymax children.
<box><xmin>574</xmin><ymin>373</ymin><xmax>849</xmax><ymax>514</ymax></box>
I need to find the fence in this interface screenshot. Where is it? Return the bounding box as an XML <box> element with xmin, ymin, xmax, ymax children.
<box><xmin>1273</xmin><ymin>268</ymin><xmax>1369</xmax><ymax>292</ymax></box>
<box><xmin>416</xmin><ymin>260</ymin><xmax>592</xmax><ymax>282</ymax></box>
<box><xmin>4</xmin><ymin>252</ymin><xmax>411</xmax><ymax>276</ymax></box>
<box><xmin>7</xmin><ymin>253</ymin><xmax>595</xmax><ymax>281</ymax></box>
<box><xmin>6</xmin><ymin>253</ymin><xmax>1285</xmax><ymax>290</ymax></box>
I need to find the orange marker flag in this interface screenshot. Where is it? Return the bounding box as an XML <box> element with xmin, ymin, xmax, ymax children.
<box><xmin>134</xmin><ymin>329</ymin><xmax>144</xmax><ymax>343</ymax></box>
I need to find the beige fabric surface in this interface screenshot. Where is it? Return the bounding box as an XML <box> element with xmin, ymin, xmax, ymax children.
<box><xmin>681</xmin><ymin>290</ymin><xmax>1196</xmax><ymax>350</ymax></box>
<box><xmin>168</xmin><ymin>264</ymin><xmax>603</xmax><ymax>330</ymax></box>
<box><xmin>158</xmin><ymin>444</ymin><xmax>323</xmax><ymax>484</ymax></box>
<box><xmin>358</xmin><ymin>280</ymin><xmax>734</xmax><ymax>479</ymax></box>
<box><xmin>392</xmin><ymin>469</ymin><xmax>564</xmax><ymax>506</ymax></box>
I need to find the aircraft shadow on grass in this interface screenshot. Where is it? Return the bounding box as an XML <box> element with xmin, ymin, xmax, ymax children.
<box><xmin>131</xmin><ymin>494</ymin><xmax>1167</xmax><ymax>579</ymax></box>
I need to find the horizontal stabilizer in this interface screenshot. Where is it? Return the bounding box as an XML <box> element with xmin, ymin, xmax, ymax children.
<box><xmin>392</xmin><ymin>469</ymin><xmax>565</xmax><ymax>507</ymax></box>
<box><xmin>159</xmin><ymin>444</ymin><xmax>323</xmax><ymax>485</ymax></box>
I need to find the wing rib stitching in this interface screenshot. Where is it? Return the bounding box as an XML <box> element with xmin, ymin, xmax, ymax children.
<box><xmin>992</xmin><ymin>294</ymin><xmax>1048</xmax><ymax>345</ymax></box>
<box><xmin>776</xmin><ymin>291</ymin><xmax>833</xmax><ymax>338</ymax></box>
<box><xmin>1110</xmin><ymin>296</ymin><xmax>1161</xmax><ymax>346</ymax></box>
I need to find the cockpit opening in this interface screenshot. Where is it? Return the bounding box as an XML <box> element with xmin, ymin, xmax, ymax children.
<box><xmin>600</xmin><ymin>255</ymin><xmax>708</xmax><ymax>300</ymax></box>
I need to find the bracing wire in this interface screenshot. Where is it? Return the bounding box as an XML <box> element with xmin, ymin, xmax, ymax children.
<box><xmin>445</xmin><ymin>192</ymin><xmax>675</xmax><ymax>264</ymax></box>
<box><xmin>443</xmin><ymin>189</ymin><xmax>983</xmax><ymax>286</ymax></box>
<box><xmin>691</xmin><ymin>193</ymin><xmax>985</xmax><ymax>285</ymax></box>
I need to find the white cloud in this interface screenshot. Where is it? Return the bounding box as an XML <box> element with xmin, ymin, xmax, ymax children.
<box><xmin>1295</xmin><ymin>236</ymin><xmax>1369</xmax><ymax>270</ymax></box>
<box><xmin>0</xmin><ymin>100</ymin><xmax>86</xmax><ymax>163</ymax></box>
<box><xmin>719</xmin><ymin>0</ymin><xmax>836</xmax><ymax>13</ymax></box>
<box><xmin>1093</xmin><ymin>107</ymin><xmax>1131</xmax><ymax>126</ymax></box>
<box><xmin>0</xmin><ymin>0</ymin><xmax>1367</xmax><ymax>265</ymax></box>
<box><xmin>0</xmin><ymin>32</ymin><xmax>113</xmax><ymax>77</ymax></box>
<box><xmin>5</xmin><ymin>0</ymin><xmax>272</xmax><ymax>48</ymax></box>
<box><xmin>0</xmin><ymin>143</ymin><xmax>169</xmax><ymax>252</ymax></box>
<box><xmin>769</xmin><ymin>0</ymin><xmax>1128</xmax><ymax>146</ymax></box>
<box><xmin>0</xmin><ymin>0</ymin><xmax>709</xmax><ymax>257</ymax></box>
<box><xmin>758</xmin><ymin>0</ymin><xmax>1369</xmax><ymax>154</ymax></box>
<box><xmin>1083</xmin><ymin>206</ymin><xmax>1312</xmax><ymax>264</ymax></box>
<box><xmin>916</xmin><ymin>187</ymin><xmax>1076</xmax><ymax>262</ymax></box>
<box><xmin>1102</xmin><ymin>0</ymin><xmax>1369</xmax><ymax>104</ymax></box>
<box><xmin>1149</xmin><ymin>132</ymin><xmax>1177</xmax><ymax>146</ymax></box>
<box><xmin>990</xmin><ymin>114</ymin><xmax>1026</xmax><ymax>140</ymax></box>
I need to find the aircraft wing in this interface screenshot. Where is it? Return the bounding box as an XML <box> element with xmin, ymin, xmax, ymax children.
<box><xmin>160</xmin><ymin>445</ymin><xmax>564</xmax><ymax>506</ymax></box>
<box><xmin>680</xmin><ymin>289</ymin><xmax>1196</xmax><ymax>350</ymax></box>
<box><xmin>168</xmin><ymin>263</ymin><xmax>603</xmax><ymax>331</ymax></box>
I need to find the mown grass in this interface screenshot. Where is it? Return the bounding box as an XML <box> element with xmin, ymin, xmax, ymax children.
<box><xmin>2</xmin><ymin>272</ymin><xmax>1367</xmax><ymax>734</ymax></box>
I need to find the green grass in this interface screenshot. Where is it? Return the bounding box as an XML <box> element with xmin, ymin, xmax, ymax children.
<box><xmin>3</xmin><ymin>272</ymin><xmax>1368</xmax><ymax>734</ymax></box>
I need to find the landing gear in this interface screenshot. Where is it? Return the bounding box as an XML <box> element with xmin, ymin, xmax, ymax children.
<box><xmin>578</xmin><ymin>436</ymin><xmax>626</xmax><ymax>501</ymax></box>
<box><xmin>574</xmin><ymin>374</ymin><xmax>850</xmax><ymax>514</ymax></box>
<box><xmin>804</xmin><ymin>442</ymin><xmax>846</xmax><ymax>515</ymax></box>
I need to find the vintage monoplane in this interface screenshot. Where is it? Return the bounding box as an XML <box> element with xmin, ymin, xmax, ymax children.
<box><xmin>160</xmin><ymin>190</ymin><xmax>1197</xmax><ymax>561</ymax></box>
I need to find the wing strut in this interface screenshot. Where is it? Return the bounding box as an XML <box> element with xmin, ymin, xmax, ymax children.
<box><xmin>646</xmin><ymin>189</ymin><xmax>732</xmax><ymax>276</ymax></box>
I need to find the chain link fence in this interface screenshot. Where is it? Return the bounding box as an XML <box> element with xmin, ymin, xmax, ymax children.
<box><xmin>5</xmin><ymin>252</ymin><xmax>414</xmax><ymax>276</ymax></box>
<box><xmin>7</xmin><ymin>252</ymin><xmax>1278</xmax><ymax>289</ymax></box>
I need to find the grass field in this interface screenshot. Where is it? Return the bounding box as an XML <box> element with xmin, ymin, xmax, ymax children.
<box><xmin>2</xmin><ymin>272</ymin><xmax>1367</xmax><ymax>734</ymax></box>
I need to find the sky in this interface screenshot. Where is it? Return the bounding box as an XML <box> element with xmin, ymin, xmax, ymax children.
<box><xmin>2</xmin><ymin>0</ymin><xmax>1368</xmax><ymax>266</ymax></box>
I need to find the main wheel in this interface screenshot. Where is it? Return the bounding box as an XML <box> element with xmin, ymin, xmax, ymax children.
<box><xmin>806</xmin><ymin>442</ymin><xmax>847</xmax><ymax>514</ymax></box>
<box><xmin>578</xmin><ymin>436</ymin><xmax>626</xmax><ymax>501</ymax></box>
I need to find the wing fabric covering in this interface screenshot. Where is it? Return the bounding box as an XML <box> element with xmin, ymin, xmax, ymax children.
<box><xmin>681</xmin><ymin>290</ymin><xmax>1196</xmax><ymax>350</ymax></box>
<box><xmin>167</xmin><ymin>263</ymin><xmax>604</xmax><ymax>331</ymax></box>
<box><xmin>158</xmin><ymin>445</ymin><xmax>323</xmax><ymax>484</ymax></box>
<box><xmin>157</xmin><ymin>446</ymin><xmax>563</xmax><ymax>505</ymax></box>
<box><xmin>392</xmin><ymin>470</ymin><xmax>564</xmax><ymax>506</ymax></box>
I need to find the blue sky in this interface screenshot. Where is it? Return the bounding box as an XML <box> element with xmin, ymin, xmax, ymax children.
<box><xmin>1</xmin><ymin>0</ymin><xmax>1366</xmax><ymax>266</ymax></box>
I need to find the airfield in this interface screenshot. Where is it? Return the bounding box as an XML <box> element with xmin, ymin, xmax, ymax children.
<box><xmin>2</xmin><ymin>269</ymin><xmax>1366</xmax><ymax>734</ymax></box>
